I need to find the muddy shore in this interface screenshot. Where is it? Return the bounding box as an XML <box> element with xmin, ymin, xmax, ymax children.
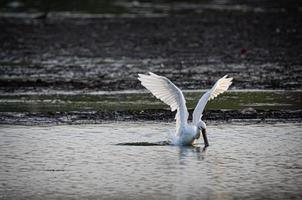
<box><xmin>0</xmin><ymin>10</ymin><xmax>301</xmax><ymax>92</ymax></box>
<box><xmin>0</xmin><ymin>4</ymin><xmax>301</xmax><ymax>124</ymax></box>
<box><xmin>1</xmin><ymin>109</ymin><xmax>301</xmax><ymax>125</ymax></box>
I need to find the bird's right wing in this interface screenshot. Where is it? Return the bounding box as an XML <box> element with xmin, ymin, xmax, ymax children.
<box><xmin>192</xmin><ymin>75</ymin><xmax>233</xmax><ymax>125</ymax></box>
<box><xmin>138</xmin><ymin>72</ymin><xmax>188</xmax><ymax>131</ymax></box>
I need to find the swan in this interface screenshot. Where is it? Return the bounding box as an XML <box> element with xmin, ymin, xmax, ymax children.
<box><xmin>138</xmin><ymin>72</ymin><xmax>233</xmax><ymax>146</ymax></box>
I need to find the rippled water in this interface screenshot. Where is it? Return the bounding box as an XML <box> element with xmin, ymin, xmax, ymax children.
<box><xmin>1</xmin><ymin>122</ymin><xmax>301</xmax><ymax>199</ymax></box>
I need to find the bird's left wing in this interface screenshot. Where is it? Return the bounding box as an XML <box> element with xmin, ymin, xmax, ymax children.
<box><xmin>138</xmin><ymin>72</ymin><xmax>188</xmax><ymax>131</ymax></box>
<box><xmin>192</xmin><ymin>75</ymin><xmax>233</xmax><ymax>125</ymax></box>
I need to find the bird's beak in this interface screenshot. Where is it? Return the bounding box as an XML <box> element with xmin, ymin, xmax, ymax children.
<box><xmin>202</xmin><ymin>129</ymin><xmax>209</xmax><ymax>147</ymax></box>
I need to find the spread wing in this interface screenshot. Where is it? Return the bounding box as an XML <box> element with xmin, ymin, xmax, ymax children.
<box><xmin>192</xmin><ymin>75</ymin><xmax>233</xmax><ymax>125</ymax></box>
<box><xmin>138</xmin><ymin>72</ymin><xmax>188</xmax><ymax>131</ymax></box>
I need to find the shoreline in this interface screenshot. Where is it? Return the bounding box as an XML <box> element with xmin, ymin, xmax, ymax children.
<box><xmin>1</xmin><ymin>109</ymin><xmax>301</xmax><ymax>125</ymax></box>
<box><xmin>0</xmin><ymin>90</ymin><xmax>300</xmax><ymax>125</ymax></box>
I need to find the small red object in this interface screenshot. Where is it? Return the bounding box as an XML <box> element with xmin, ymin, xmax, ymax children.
<box><xmin>240</xmin><ymin>48</ymin><xmax>247</xmax><ymax>55</ymax></box>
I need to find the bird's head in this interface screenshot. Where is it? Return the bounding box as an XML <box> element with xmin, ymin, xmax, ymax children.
<box><xmin>196</xmin><ymin>120</ymin><xmax>209</xmax><ymax>147</ymax></box>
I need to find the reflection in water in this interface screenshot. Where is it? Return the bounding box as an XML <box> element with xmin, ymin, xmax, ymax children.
<box><xmin>117</xmin><ymin>141</ymin><xmax>208</xmax><ymax>162</ymax></box>
<box><xmin>0</xmin><ymin>122</ymin><xmax>301</xmax><ymax>200</ymax></box>
<box><xmin>178</xmin><ymin>145</ymin><xmax>208</xmax><ymax>163</ymax></box>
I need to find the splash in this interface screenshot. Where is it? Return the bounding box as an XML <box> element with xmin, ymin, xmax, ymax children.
<box><xmin>166</xmin><ymin>129</ymin><xmax>180</xmax><ymax>145</ymax></box>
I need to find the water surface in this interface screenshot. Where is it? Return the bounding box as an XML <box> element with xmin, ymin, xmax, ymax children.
<box><xmin>1</xmin><ymin>122</ymin><xmax>301</xmax><ymax>199</ymax></box>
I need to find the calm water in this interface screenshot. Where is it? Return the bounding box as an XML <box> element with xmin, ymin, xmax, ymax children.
<box><xmin>0</xmin><ymin>122</ymin><xmax>301</xmax><ymax>200</ymax></box>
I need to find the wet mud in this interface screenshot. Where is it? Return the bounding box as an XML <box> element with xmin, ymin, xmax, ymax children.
<box><xmin>0</xmin><ymin>2</ymin><xmax>301</xmax><ymax>125</ymax></box>
<box><xmin>0</xmin><ymin>10</ymin><xmax>301</xmax><ymax>92</ymax></box>
<box><xmin>1</xmin><ymin>109</ymin><xmax>301</xmax><ymax>125</ymax></box>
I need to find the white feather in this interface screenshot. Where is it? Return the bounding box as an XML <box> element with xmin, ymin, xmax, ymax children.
<box><xmin>138</xmin><ymin>72</ymin><xmax>188</xmax><ymax>132</ymax></box>
<box><xmin>192</xmin><ymin>75</ymin><xmax>233</xmax><ymax>125</ymax></box>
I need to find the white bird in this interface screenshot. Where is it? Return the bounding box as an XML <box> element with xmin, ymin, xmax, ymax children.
<box><xmin>138</xmin><ymin>72</ymin><xmax>233</xmax><ymax>146</ymax></box>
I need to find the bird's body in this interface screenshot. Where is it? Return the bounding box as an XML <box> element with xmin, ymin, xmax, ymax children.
<box><xmin>138</xmin><ymin>72</ymin><xmax>233</xmax><ymax>146</ymax></box>
<box><xmin>177</xmin><ymin>124</ymin><xmax>198</xmax><ymax>145</ymax></box>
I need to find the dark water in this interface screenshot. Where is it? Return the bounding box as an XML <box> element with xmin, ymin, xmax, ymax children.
<box><xmin>1</xmin><ymin>122</ymin><xmax>301</xmax><ymax>199</ymax></box>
